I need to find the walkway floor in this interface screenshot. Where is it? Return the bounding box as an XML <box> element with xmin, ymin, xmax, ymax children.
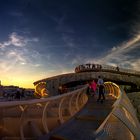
<box><xmin>40</xmin><ymin>94</ymin><xmax>116</xmax><ymax>140</ymax></box>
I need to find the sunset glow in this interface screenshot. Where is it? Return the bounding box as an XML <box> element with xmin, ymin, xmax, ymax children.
<box><xmin>0</xmin><ymin>0</ymin><xmax>140</xmax><ymax>88</ymax></box>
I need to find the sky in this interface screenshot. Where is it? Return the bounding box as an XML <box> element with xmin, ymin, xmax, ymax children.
<box><xmin>0</xmin><ymin>0</ymin><xmax>140</xmax><ymax>88</ymax></box>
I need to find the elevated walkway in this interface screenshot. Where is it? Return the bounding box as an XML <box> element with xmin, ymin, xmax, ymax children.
<box><xmin>1</xmin><ymin>82</ymin><xmax>140</xmax><ymax>140</ymax></box>
<box><xmin>40</xmin><ymin>95</ymin><xmax>115</xmax><ymax>140</ymax></box>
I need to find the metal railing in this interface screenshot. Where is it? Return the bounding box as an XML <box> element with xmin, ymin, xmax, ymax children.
<box><xmin>95</xmin><ymin>82</ymin><xmax>140</xmax><ymax>140</ymax></box>
<box><xmin>0</xmin><ymin>86</ymin><xmax>88</xmax><ymax>140</ymax></box>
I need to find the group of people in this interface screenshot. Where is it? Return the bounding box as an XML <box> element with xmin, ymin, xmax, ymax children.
<box><xmin>88</xmin><ymin>76</ymin><xmax>105</xmax><ymax>103</ymax></box>
<box><xmin>75</xmin><ymin>64</ymin><xmax>102</xmax><ymax>73</ymax></box>
<box><xmin>3</xmin><ymin>89</ymin><xmax>26</xmax><ymax>101</ymax></box>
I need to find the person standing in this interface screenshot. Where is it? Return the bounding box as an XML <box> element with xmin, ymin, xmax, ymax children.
<box><xmin>97</xmin><ymin>76</ymin><xmax>105</xmax><ymax>103</ymax></box>
<box><xmin>97</xmin><ymin>76</ymin><xmax>104</xmax><ymax>85</ymax></box>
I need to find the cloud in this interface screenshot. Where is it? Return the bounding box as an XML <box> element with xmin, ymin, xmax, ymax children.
<box><xmin>0</xmin><ymin>32</ymin><xmax>39</xmax><ymax>49</ymax></box>
<box><xmin>0</xmin><ymin>48</ymin><xmax>43</xmax><ymax>73</ymax></box>
<box><xmin>71</xmin><ymin>55</ymin><xmax>92</xmax><ymax>69</ymax></box>
<box><xmin>0</xmin><ymin>57</ymin><xmax>18</xmax><ymax>72</ymax></box>
<box><xmin>32</xmin><ymin>64</ymin><xmax>41</xmax><ymax>67</ymax></box>
<box><xmin>62</xmin><ymin>33</ymin><xmax>76</xmax><ymax>48</ymax></box>
<box><xmin>9</xmin><ymin>32</ymin><xmax>27</xmax><ymax>47</ymax></box>
<box><xmin>0</xmin><ymin>32</ymin><xmax>41</xmax><ymax>73</ymax></box>
<box><xmin>0</xmin><ymin>50</ymin><xmax>26</xmax><ymax>72</ymax></box>
<box><xmin>87</xmin><ymin>34</ymin><xmax>140</xmax><ymax>71</ymax></box>
<box><xmin>131</xmin><ymin>59</ymin><xmax>140</xmax><ymax>70</ymax></box>
<box><xmin>85</xmin><ymin>1</ymin><xmax>140</xmax><ymax>71</ymax></box>
<box><xmin>0</xmin><ymin>43</ymin><xmax>6</xmax><ymax>49</ymax></box>
<box><xmin>7</xmin><ymin>50</ymin><xmax>26</xmax><ymax>63</ymax></box>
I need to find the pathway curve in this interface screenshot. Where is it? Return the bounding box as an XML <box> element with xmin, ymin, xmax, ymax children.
<box><xmin>40</xmin><ymin>94</ymin><xmax>116</xmax><ymax>140</ymax></box>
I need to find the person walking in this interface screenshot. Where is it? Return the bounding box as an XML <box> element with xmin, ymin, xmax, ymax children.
<box><xmin>90</xmin><ymin>80</ymin><xmax>97</xmax><ymax>96</ymax></box>
<box><xmin>97</xmin><ymin>76</ymin><xmax>105</xmax><ymax>103</ymax></box>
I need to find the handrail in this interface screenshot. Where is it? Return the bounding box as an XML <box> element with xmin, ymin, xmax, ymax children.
<box><xmin>1</xmin><ymin>82</ymin><xmax>140</xmax><ymax>140</ymax></box>
<box><xmin>0</xmin><ymin>85</ymin><xmax>88</xmax><ymax>139</ymax></box>
<box><xmin>0</xmin><ymin>86</ymin><xmax>88</xmax><ymax>108</ymax></box>
<box><xmin>95</xmin><ymin>82</ymin><xmax>140</xmax><ymax>140</ymax></box>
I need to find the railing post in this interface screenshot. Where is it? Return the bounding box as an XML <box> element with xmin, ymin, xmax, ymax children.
<box><xmin>20</xmin><ymin>105</ymin><xmax>28</xmax><ymax>140</ymax></box>
<box><xmin>58</xmin><ymin>97</ymin><xmax>65</xmax><ymax>124</ymax></box>
<box><xmin>69</xmin><ymin>94</ymin><xmax>75</xmax><ymax>116</ymax></box>
<box><xmin>76</xmin><ymin>92</ymin><xmax>82</xmax><ymax>111</ymax></box>
<box><xmin>42</xmin><ymin>101</ymin><xmax>50</xmax><ymax>134</ymax></box>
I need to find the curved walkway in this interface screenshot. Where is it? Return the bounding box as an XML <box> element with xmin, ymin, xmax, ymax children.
<box><xmin>40</xmin><ymin>94</ymin><xmax>116</xmax><ymax>140</ymax></box>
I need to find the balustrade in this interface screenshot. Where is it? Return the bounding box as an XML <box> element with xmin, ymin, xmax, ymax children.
<box><xmin>1</xmin><ymin>82</ymin><xmax>140</xmax><ymax>140</ymax></box>
<box><xmin>95</xmin><ymin>82</ymin><xmax>140</xmax><ymax>140</ymax></box>
<box><xmin>0</xmin><ymin>86</ymin><xmax>88</xmax><ymax>140</ymax></box>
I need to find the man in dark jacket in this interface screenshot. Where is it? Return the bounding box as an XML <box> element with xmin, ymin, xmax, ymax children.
<box><xmin>97</xmin><ymin>76</ymin><xmax>105</xmax><ymax>103</ymax></box>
